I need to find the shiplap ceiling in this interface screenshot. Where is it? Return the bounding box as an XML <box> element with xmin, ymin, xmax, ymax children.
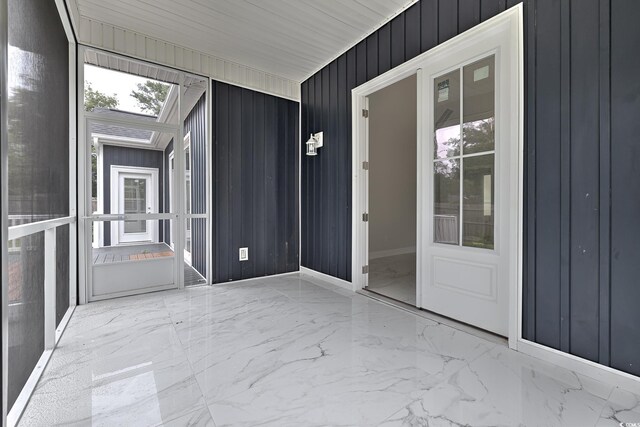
<box><xmin>75</xmin><ymin>0</ymin><xmax>416</xmax><ymax>82</ymax></box>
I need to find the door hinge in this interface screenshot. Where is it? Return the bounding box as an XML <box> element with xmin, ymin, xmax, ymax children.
<box><xmin>362</xmin><ymin>109</ymin><xmax>369</xmax><ymax>118</ymax></box>
<box><xmin>362</xmin><ymin>265</ymin><xmax>369</xmax><ymax>274</ymax></box>
<box><xmin>362</xmin><ymin>161</ymin><xmax>369</xmax><ymax>170</ymax></box>
<box><xmin>362</xmin><ymin>212</ymin><xmax>369</xmax><ymax>222</ymax></box>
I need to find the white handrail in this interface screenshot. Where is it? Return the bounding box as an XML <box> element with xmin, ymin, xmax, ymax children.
<box><xmin>7</xmin><ymin>216</ymin><xmax>76</xmax><ymax>241</ymax></box>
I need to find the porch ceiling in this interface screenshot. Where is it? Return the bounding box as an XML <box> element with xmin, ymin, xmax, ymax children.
<box><xmin>74</xmin><ymin>0</ymin><xmax>416</xmax><ymax>82</ymax></box>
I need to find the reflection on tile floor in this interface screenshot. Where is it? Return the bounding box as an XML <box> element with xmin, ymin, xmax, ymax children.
<box><xmin>19</xmin><ymin>274</ymin><xmax>636</xmax><ymax>426</ymax></box>
<box><xmin>367</xmin><ymin>253</ymin><xmax>416</xmax><ymax>305</ymax></box>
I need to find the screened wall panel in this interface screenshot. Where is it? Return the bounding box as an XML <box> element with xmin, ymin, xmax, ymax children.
<box><xmin>6</xmin><ymin>0</ymin><xmax>71</xmax><ymax>412</ymax></box>
<box><xmin>7</xmin><ymin>0</ymin><xmax>69</xmax><ymax>225</ymax></box>
<box><xmin>7</xmin><ymin>232</ymin><xmax>45</xmax><ymax>411</ymax></box>
<box><xmin>56</xmin><ymin>224</ymin><xmax>70</xmax><ymax>326</ymax></box>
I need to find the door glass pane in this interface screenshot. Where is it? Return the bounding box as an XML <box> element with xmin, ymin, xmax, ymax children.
<box><xmin>434</xmin><ymin>159</ymin><xmax>460</xmax><ymax>244</ymax></box>
<box><xmin>434</xmin><ymin>69</ymin><xmax>461</xmax><ymax>159</ymax></box>
<box><xmin>123</xmin><ymin>177</ymin><xmax>147</xmax><ymax>233</ymax></box>
<box><xmin>463</xmin><ymin>56</ymin><xmax>495</xmax><ymax>155</ymax></box>
<box><xmin>463</xmin><ymin>154</ymin><xmax>494</xmax><ymax>249</ymax></box>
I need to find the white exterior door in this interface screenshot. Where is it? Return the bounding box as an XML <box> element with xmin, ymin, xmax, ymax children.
<box><xmin>420</xmin><ymin>31</ymin><xmax>518</xmax><ymax>336</ymax></box>
<box><xmin>111</xmin><ymin>167</ymin><xmax>158</xmax><ymax>245</ymax></box>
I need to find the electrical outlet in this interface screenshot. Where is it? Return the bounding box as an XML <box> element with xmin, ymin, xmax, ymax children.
<box><xmin>239</xmin><ymin>247</ymin><xmax>249</xmax><ymax>261</ymax></box>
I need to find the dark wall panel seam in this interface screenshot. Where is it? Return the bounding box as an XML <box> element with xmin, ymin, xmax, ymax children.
<box><xmin>559</xmin><ymin>0</ymin><xmax>572</xmax><ymax>353</ymax></box>
<box><xmin>598</xmin><ymin>0</ymin><xmax>611</xmax><ymax>367</ymax></box>
<box><xmin>525</xmin><ymin>0</ymin><xmax>537</xmax><ymax>341</ymax></box>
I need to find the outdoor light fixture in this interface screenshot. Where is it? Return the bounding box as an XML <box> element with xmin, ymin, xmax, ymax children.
<box><xmin>305</xmin><ymin>132</ymin><xmax>324</xmax><ymax>156</ymax></box>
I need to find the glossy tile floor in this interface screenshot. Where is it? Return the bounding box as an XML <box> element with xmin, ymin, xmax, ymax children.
<box><xmin>367</xmin><ymin>253</ymin><xmax>416</xmax><ymax>305</ymax></box>
<box><xmin>19</xmin><ymin>274</ymin><xmax>639</xmax><ymax>426</ymax></box>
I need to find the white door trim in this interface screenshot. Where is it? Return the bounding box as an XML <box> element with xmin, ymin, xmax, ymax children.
<box><xmin>352</xmin><ymin>6</ymin><xmax>523</xmax><ymax>348</ymax></box>
<box><xmin>183</xmin><ymin>132</ymin><xmax>193</xmax><ymax>266</ymax></box>
<box><xmin>110</xmin><ymin>165</ymin><xmax>159</xmax><ymax>246</ymax></box>
<box><xmin>168</xmin><ymin>150</ymin><xmax>175</xmax><ymax>249</ymax></box>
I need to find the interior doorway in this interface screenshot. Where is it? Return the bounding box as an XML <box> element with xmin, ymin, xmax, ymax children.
<box><xmin>365</xmin><ymin>75</ymin><xmax>418</xmax><ymax>306</ymax></box>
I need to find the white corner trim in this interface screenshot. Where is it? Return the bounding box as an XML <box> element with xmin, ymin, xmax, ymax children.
<box><xmin>77</xmin><ymin>17</ymin><xmax>300</xmax><ymax>101</ymax></box>
<box><xmin>369</xmin><ymin>246</ymin><xmax>416</xmax><ymax>260</ymax></box>
<box><xmin>516</xmin><ymin>339</ymin><xmax>640</xmax><ymax>396</ymax></box>
<box><xmin>63</xmin><ymin>0</ymin><xmax>81</xmax><ymax>39</ymax></box>
<box><xmin>300</xmin><ymin>267</ymin><xmax>354</xmax><ymax>292</ymax></box>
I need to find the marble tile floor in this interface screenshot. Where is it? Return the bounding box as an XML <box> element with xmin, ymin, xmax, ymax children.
<box><xmin>19</xmin><ymin>273</ymin><xmax>638</xmax><ymax>426</ymax></box>
<box><xmin>367</xmin><ymin>253</ymin><xmax>416</xmax><ymax>306</ymax></box>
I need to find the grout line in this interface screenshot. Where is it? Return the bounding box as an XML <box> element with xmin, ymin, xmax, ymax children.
<box><xmin>161</xmin><ymin>292</ymin><xmax>219</xmax><ymax>426</ymax></box>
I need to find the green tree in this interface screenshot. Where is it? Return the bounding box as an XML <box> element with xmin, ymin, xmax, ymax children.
<box><xmin>130</xmin><ymin>80</ymin><xmax>169</xmax><ymax>115</ymax></box>
<box><xmin>83</xmin><ymin>82</ymin><xmax>119</xmax><ymax>198</ymax></box>
<box><xmin>84</xmin><ymin>82</ymin><xmax>119</xmax><ymax>112</ymax></box>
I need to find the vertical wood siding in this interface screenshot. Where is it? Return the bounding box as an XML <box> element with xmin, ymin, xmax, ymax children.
<box><xmin>610</xmin><ymin>0</ymin><xmax>640</xmax><ymax>376</ymax></box>
<box><xmin>211</xmin><ymin>81</ymin><xmax>299</xmax><ymax>283</ymax></box>
<box><xmin>301</xmin><ymin>0</ymin><xmax>637</xmax><ymax>377</ymax></box>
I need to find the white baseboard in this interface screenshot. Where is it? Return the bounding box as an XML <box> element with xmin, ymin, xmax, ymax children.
<box><xmin>517</xmin><ymin>338</ymin><xmax>640</xmax><ymax>395</ymax></box>
<box><xmin>216</xmin><ymin>271</ymin><xmax>299</xmax><ymax>286</ymax></box>
<box><xmin>369</xmin><ymin>246</ymin><xmax>416</xmax><ymax>260</ymax></box>
<box><xmin>300</xmin><ymin>266</ymin><xmax>354</xmax><ymax>292</ymax></box>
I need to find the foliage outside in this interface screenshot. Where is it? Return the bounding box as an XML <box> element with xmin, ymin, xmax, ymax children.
<box><xmin>130</xmin><ymin>81</ymin><xmax>170</xmax><ymax>116</ymax></box>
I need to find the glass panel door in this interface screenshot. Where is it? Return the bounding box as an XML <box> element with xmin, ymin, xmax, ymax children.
<box><xmin>432</xmin><ymin>55</ymin><xmax>496</xmax><ymax>250</ymax></box>
<box><xmin>421</xmin><ymin>49</ymin><xmax>512</xmax><ymax>337</ymax></box>
<box><xmin>120</xmin><ymin>173</ymin><xmax>153</xmax><ymax>243</ymax></box>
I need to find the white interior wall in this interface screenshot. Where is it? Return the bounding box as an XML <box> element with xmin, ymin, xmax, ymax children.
<box><xmin>368</xmin><ymin>75</ymin><xmax>417</xmax><ymax>258</ymax></box>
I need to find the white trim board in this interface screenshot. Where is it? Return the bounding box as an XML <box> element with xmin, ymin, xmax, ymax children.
<box><xmin>299</xmin><ymin>267</ymin><xmax>353</xmax><ymax>292</ymax></box>
<box><xmin>516</xmin><ymin>339</ymin><xmax>640</xmax><ymax>396</ymax></box>
<box><xmin>369</xmin><ymin>246</ymin><xmax>416</xmax><ymax>260</ymax></box>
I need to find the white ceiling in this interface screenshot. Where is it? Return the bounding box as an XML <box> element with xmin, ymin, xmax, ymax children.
<box><xmin>74</xmin><ymin>0</ymin><xmax>416</xmax><ymax>82</ymax></box>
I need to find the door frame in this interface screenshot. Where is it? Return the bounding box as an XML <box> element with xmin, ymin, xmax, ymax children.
<box><xmin>77</xmin><ymin>45</ymin><xmax>213</xmax><ymax>303</ymax></box>
<box><xmin>110</xmin><ymin>165</ymin><xmax>159</xmax><ymax>246</ymax></box>
<box><xmin>351</xmin><ymin>5</ymin><xmax>523</xmax><ymax>349</ymax></box>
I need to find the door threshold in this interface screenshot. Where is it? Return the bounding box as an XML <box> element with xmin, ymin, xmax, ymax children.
<box><xmin>357</xmin><ymin>288</ymin><xmax>507</xmax><ymax>347</ymax></box>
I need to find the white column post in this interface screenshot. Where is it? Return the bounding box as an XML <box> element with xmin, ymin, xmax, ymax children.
<box><xmin>44</xmin><ymin>228</ymin><xmax>57</xmax><ymax>350</ymax></box>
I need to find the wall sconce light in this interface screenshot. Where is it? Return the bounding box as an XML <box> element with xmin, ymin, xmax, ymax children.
<box><xmin>305</xmin><ymin>132</ymin><xmax>323</xmax><ymax>156</ymax></box>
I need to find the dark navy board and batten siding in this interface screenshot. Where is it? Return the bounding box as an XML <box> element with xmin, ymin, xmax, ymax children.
<box><xmin>102</xmin><ymin>145</ymin><xmax>164</xmax><ymax>246</ymax></box>
<box><xmin>211</xmin><ymin>81</ymin><xmax>299</xmax><ymax>283</ymax></box>
<box><xmin>301</xmin><ymin>0</ymin><xmax>639</xmax><ymax>377</ymax></box>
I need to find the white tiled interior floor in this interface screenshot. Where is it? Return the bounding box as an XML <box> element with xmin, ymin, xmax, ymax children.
<box><xmin>367</xmin><ymin>253</ymin><xmax>416</xmax><ymax>305</ymax></box>
<box><xmin>19</xmin><ymin>274</ymin><xmax>639</xmax><ymax>426</ymax></box>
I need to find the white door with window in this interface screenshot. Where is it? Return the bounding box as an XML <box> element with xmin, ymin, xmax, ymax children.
<box><xmin>420</xmin><ymin>26</ymin><xmax>519</xmax><ymax>337</ymax></box>
<box><xmin>111</xmin><ymin>167</ymin><xmax>158</xmax><ymax>245</ymax></box>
